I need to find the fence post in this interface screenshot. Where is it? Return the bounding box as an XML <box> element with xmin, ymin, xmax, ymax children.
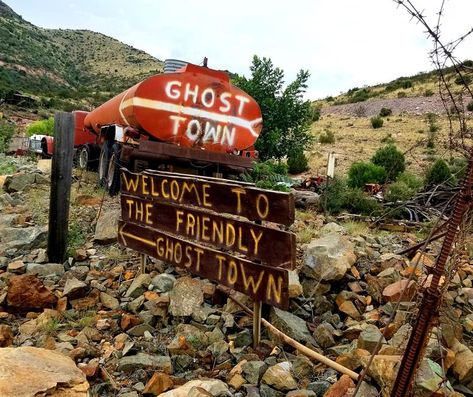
<box><xmin>47</xmin><ymin>112</ymin><xmax>74</xmax><ymax>263</ymax></box>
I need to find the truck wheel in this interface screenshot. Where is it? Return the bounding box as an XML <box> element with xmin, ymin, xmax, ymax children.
<box><xmin>106</xmin><ymin>143</ymin><xmax>121</xmax><ymax>196</ymax></box>
<box><xmin>77</xmin><ymin>146</ymin><xmax>90</xmax><ymax>170</ymax></box>
<box><xmin>98</xmin><ymin>144</ymin><xmax>111</xmax><ymax>187</ymax></box>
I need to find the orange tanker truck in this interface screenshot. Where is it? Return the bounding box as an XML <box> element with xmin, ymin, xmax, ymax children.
<box><xmin>42</xmin><ymin>59</ymin><xmax>263</xmax><ymax>195</ymax></box>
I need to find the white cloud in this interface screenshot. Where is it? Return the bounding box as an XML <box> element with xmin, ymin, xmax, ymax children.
<box><xmin>6</xmin><ymin>0</ymin><xmax>473</xmax><ymax>99</ymax></box>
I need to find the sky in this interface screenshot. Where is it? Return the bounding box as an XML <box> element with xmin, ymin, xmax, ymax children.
<box><xmin>5</xmin><ymin>0</ymin><xmax>473</xmax><ymax>99</ymax></box>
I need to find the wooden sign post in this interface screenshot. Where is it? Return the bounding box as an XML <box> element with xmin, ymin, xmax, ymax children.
<box><xmin>118</xmin><ymin>168</ymin><xmax>296</xmax><ymax>343</ymax></box>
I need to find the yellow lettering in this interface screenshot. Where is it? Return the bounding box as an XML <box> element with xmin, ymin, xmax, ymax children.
<box><xmin>165</xmin><ymin>238</ymin><xmax>174</xmax><ymax>261</ymax></box>
<box><xmin>202</xmin><ymin>184</ymin><xmax>212</xmax><ymax>208</ymax></box>
<box><xmin>175</xmin><ymin>210</ymin><xmax>184</xmax><ymax>232</ymax></box>
<box><xmin>170</xmin><ymin>180</ymin><xmax>179</xmax><ymax>201</ymax></box>
<box><xmin>126</xmin><ymin>199</ymin><xmax>134</xmax><ymax>219</ymax></box>
<box><xmin>231</xmin><ymin>187</ymin><xmax>245</xmax><ymax>214</ymax></box>
<box><xmin>201</xmin><ymin>216</ymin><xmax>210</xmax><ymax>241</ymax></box>
<box><xmin>266</xmin><ymin>274</ymin><xmax>283</xmax><ymax>304</ymax></box>
<box><xmin>226</xmin><ymin>223</ymin><xmax>235</xmax><ymax>246</ymax></box>
<box><xmin>237</xmin><ymin>226</ymin><xmax>248</xmax><ymax>252</ymax></box>
<box><xmin>161</xmin><ymin>179</ymin><xmax>170</xmax><ymax>198</ymax></box>
<box><xmin>179</xmin><ymin>182</ymin><xmax>201</xmax><ymax>206</ymax></box>
<box><xmin>150</xmin><ymin>177</ymin><xmax>159</xmax><ymax>197</ymax></box>
<box><xmin>145</xmin><ymin>203</ymin><xmax>153</xmax><ymax>225</ymax></box>
<box><xmin>212</xmin><ymin>220</ymin><xmax>224</xmax><ymax>244</ymax></box>
<box><xmin>123</xmin><ymin>173</ymin><xmax>139</xmax><ymax>192</ymax></box>
<box><xmin>250</xmin><ymin>229</ymin><xmax>263</xmax><ymax>255</ymax></box>
<box><xmin>194</xmin><ymin>247</ymin><xmax>204</xmax><ymax>271</ymax></box>
<box><xmin>184</xmin><ymin>246</ymin><xmax>193</xmax><ymax>268</ymax></box>
<box><xmin>174</xmin><ymin>242</ymin><xmax>182</xmax><ymax>264</ymax></box>
<box><xmin>141</xmin><ymin>175</ymin><xmax>150</xmax><ymax>195</ymax></box>
<box><xmin>135</xmin><ymin>201</ymin><xmax>144</xmax><ymax>222</ymax></box>
<box><xmin>186</xmin><ymin>213</ymin><xmax>196</xmax><ymax>236</ymax></box>
<box><xmin>256</xmin><ymin>194</ymin><xmax>269</xmax><ymax>219</ymax></box>
<box><xmin>216</xmin><ymin>254</ymin><xmax>226</xmax><ymax>280</ymax></box>
<box><xmin>227</xmin><ymin>260</ymin><xmax>238</xmax><ymax>285</ymax></box>
<box><xmin>156</xmin><ymin>237</ymin><xmax>164</xmax><ymax>256</ymax></box>
<box><xmin>240</xmin><ymin>263</ymin><xmax>265</xmax><ymax>294</ymax></box>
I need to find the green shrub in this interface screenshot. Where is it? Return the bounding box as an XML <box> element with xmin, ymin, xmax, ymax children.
<box><xmin>454</xmin><ymin>75</ymin><xmax>472</xmax><ymax>85</ymax></box>
<box><xmin>319</xmin><ymin>130</ymin><xmax>335</xmax><ymax>144</ymax></box>
<box><xmin>370</xmin><ymin>116</ymin><xmax>384</xmax><ymax>129</ymax></box>
<box><xmin>385</xmin><ymin>172</ymin><xmax>422</xmax><ymax>202</ymax></box>
<box><xmin>371</xmin><ymin>144</ymin><xmax>406</xmax><ymax>181</ymax></box>
<box><xmin>397</xmin><ymin>91</ymin><xmax>407</xmax><ymax>98</ymax></box>
<box><xmin>467</xmin><ymin>101</ymin><xmax>473</xmax><ymax>112</ymax></box>
<box><xmin>0</xmin><ymin>122</ymin><xmax>15</xmax><ymax>153</ymax></box>
<box><xmin>241</xmin><ymin>160</ymin><xmax>291</xmax><ymax>192</ymax></box>
<box><xmin>320</xmin><ymin>177</ymin><xmax>347</xmax><ymax>214</ymax></box>
<box><xmin>381</xmin><ymin>134</ymin><xmax>395</xmax><ymax>144</ymax></box>
<box><xmin>348</xmin><ymin>161</ymin><xmax>387</xmax><ymax>188</ymax></box>
<box><xmin>424</xmin><ymin>89</ymin><xmax>434</xmax><ymax>97</ymax></box>
<box><xmin>287</xmin><ymin>149</ymin><xmax>309</xmax><ymax>174</ymax></box>
<box><xmin>26</xmin><ymin>117</ymin><xmax>54</xmax><ymax>137</ymax></box>
<box><xmin>425</xmin><ymin>159</ymin><xmax>452</xmax><ymax>185</ymax></box>
<box><xmin>379</xmin><ymin>107</ymin><xmax>392</xmax><ymax>117</ymax></box>
<box><xmin>311</xmin><ymin>105</ymin><xmax>322</xmax><ymax>122</ymax></box>
<box><xmin>343</xmin><ymin>188</ymin><xmax>382</xmax><ymax>216</ymax></box>
<box><xmin>449</xmin><ymin>157</ymin><xmax>467</xmax><ymax>181</ymax></box>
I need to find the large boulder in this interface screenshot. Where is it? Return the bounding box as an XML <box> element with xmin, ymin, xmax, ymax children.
<box><xmin>7</xmin><ymin>274</ymin><xmax>57</xmax><ymax>310</ymax></box>
<box><xmin>0</xmin><ymin>225</ymin><xmax>47</xmax><ymax>252</ymax></box>
<box><xmin>3</xmin><ymin>172</ymin><xmax>36</xmax><ymax>193</ymax></box>
<box><xmin>0</xmin><ymin>347</ymin><xmax>89</xmax><ymax>396</ymax></box>
<box><xmin>302</xmin><ymin>232</ymin><xmax>356</xmax><ymax>281</ymax></box>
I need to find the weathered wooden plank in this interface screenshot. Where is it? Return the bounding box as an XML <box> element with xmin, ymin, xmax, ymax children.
<box><xmin>48</xmin><ymin>112</ymin><xmax>74</xmax><ymax>263</ymax></box>
<box><xmin>118</xmin><ymin>220</ymin><xmax>289</xmax><ymax>309</ymax></box>
<box><xmin>120</xmin><ymin>168</ymin><xmax>295</xmax><ymax>226</ymax></box>
<box><xmin>120</xmin><ymin>194</ymin><xmax>296</xmax><ymax>269</ymax></box>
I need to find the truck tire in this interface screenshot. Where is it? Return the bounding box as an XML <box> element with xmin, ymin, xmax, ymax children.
<box><xmin>77</xmin><ymin>146</ymin><xmax>90</xmax><ymax>170</ymax></box>
<box><xmin>106</xmin><ymin>143</ymin><xmax>122</xmax><ymax>196</ymax></box>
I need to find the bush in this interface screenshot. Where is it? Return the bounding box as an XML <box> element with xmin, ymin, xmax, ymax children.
<box><xmin>320</xmin><ymin>177</ymin><xmax>347</xmax><ymax>214</ymax></box>
<box><xmin>467</xmin><ymin>101</ymin><xmax>473</xmax><ymax>112</ymax></box>
<box><xmin>425</xmin><ymin>159</ymin><xmax>452</xmax><ymax>186</ymax></box>
<box><xmin>371</xmin><ymin>144</ymin><xmax>406</xmax><ymax>181</ymax></box>
<box><xmin>343</xmin><ymin>188</ymin><xmax>382</xmax><ymax>216</ymax></box>
<box><xmin>424</xmin><ymin>89</ymin><xmax>434</xmax><ymax>97</ymax></box>
<box><xmin>287</xmin><ymin>149</ymin><xmax>309</xmax><ymax>174</ymax></box>
<box><xmin>0</xmin><ymin>122</ymin><xmax>15</xmax><ymax>153</ymax></box>
<box><xmin>26</xmin><ymin>117</ymin><xmax>54</xmax><ymax>137</ymax></box>
<box><xmin>385</xmin><ymin>172</ymin><xmax>422</xmax><ymax>202</ymax></box>
<box><xmin>311</xmin><ymin>105</ymin><xmax>322</xmax><ymax>122</ymax></box>
<box><xmin>241</xmin><ymin>160</ymin><xmax>291</xmax><ymax>192</ymax></box>
<box><xmin>449</xmin><ymin>157</ymin><xmax>467</xmax><ymax>181</ymax></box>
<box><xmin>454</xmin><ymin>75</ymin><xmax>472</xmax><ymax>85</ymax></box>
<box><xmin>370</xmin><ymin>116</ymin><xmax>384</xmax><ymax>129</ymax></box>
<box><xmin>397</xmin><ymin>91</ymin><xmax>407</xmax><ymax>98</ymax></box>
<box><xmin>319</xmin><ymin>130</ymin><xmax>335</xmax><ymax>144</ymax></box>
<box><xmin>347</xmin><ymin>161</ymin><xmax>387</xmax><ymax>188</ymax></box>
<box><xmin>379</xmin><ymin>107</ymin><xmax>392</xmax><ymax>117</ymax></box>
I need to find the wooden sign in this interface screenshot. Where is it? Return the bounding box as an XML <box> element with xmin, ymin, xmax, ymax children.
<box><xmin>119</xmin><ymin>168</ymin><xmax>296</xmax><ymax>309</ymax></box>
<box><xmin>120</xmin><ymin>194</ymin><xmax>296</xmax><ymax>268</ymax></box>
<box><xmin>118</xmin><ymin>221</ymin><xmax>289</xmax><ymax>308</ymax></box>
<box><xmin>120</xmin><ymin>168</ymin><xmax>295</xmax><ymax>226</ymax></box>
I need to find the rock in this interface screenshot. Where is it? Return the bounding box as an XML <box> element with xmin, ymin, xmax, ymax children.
<box><xmin>1</xmin><ymin>225</ymin><xmax>47</xmax><ymax>252</ymax></box>
<box><xmin>63</xmin><ymin>277</ymin><xmax>87</xmax><ymax>299</ymax></box>
<box><xmin>307</xmin><ymin>380</ymin><xmax>331</xmax><ymax>395</ymax></box>
<box><xmin>260</xmin><ymin>384</ymin><xmax>284</xmax><ymax>397</ymax></box>
<box><xmin>26</xmin><ymin>262</ymin><xmax>65</xmax><ymax>277</ymax></box>
<box><xmin>7</xmin><ymin>260</ymin><xmax>25</xmax><ymax>274</ymax></box>
<box><xmin>324</xmin><ymin>375</ymin><xmax>355</xmax><ymax>397</ymax></box>
<box><xmin>7</xmin><ymin>274</ymin><xmax>57</xmax><ymax>310</ymax></box>
<box><xmin>242</xmin><ymin>360</ymin><xmax>267</xmax><ymax>385</ymax></box>
<box><xmin>414</xmin><ymin>359</ymin><xmax>454</xmax><ymax>397</ymax></box>
<box><xmin>207</xmin><ymin>340</ymin><xmax>228</xmax><ymax>358</ymax></box>
<box><xmin>288</xmin><ymin>270</ymin><xmax>303</xmax><ymax>298</ymax></box>
<box><xmin>286</xmin><ymin>390</ymin><xmax>315</xmax><ymax>397</ymax></box>
<box><xmin>0</xmin><ymin>346</ymin><xmax>89</xmax><ymax>396</ymax></box>
<box><xmin>188</xmin><ymin>387</ymin><xmax>213</xmax><ymax>397</ymax></box>
<box><xmin>0</xmin><ymin>324</ymin><xmax>13</xmax><ymax>347</ymax></box>
<box><xmin>338</xmin><ymin>301</ymin><xmax>360</xmax><ymax>319</ymax></box>
<box><xmin>100</xmin><ymin>292</ymin><xmax>120</xmax><ymax>310</ymax></box>
<box><xmin>292</xmin><ymin>355</ymin><xmax>314</xmax><ymax>379</ymax></box>
<box><xmin>94</xmin><ymin>208</ymin><xmax>120</xmax><ymax>243</ymax></box>
<box><xmin>117</xmin><ymin>353</ymin><xmax>172</xmax><ymax>374</ymax></box>
<box><xmin>36</xmin><ymin>159</ymin><xmax>52</xmax><ymax>174</ymax></box>
<box><xmin>302</xmin><ymin>233</ymin><xmax>356</xmax><ymax>281</ymax></box>
<box><xmin>292</xmin><ymin>189</ymin><xmax>320</xmax><ymax>208</ymax></box>
<box><xmin>167</xmin><ymin>324</ymin><xmax>208</xmax><ymax>354</ymax></box>
<box><xmin>151</xmin><ymin>273</ymin><xmax>176</xmax><ymax>292</ymax></box>
<box><xmin>361</xmin><ymin>355</ymin><xmax>400</xmax><ymax>392</ymax></box>
<box><xmin>169</xmin><ymin>277</ymin><xmax>203</xmax><ymax>317</ymax></box>
<box><xmin>382</xmin><ymin>279</ymin><xmax>416</xmax><ymax>302</ymax></box>
<box><xmin>3</xmin><ymin>172</ymin><xmax>36</xmax><ymax>192</ymax></box>
<box><xmin>314</xmin><ymin>322</ymin><xmax>336</xmax><ymax>348</ymax></box>
<box><xmin>127</xmin><ymin>323</ymin><xmax>154</xmax><ymax>337</ymax></box>
<box><xmin>451</xmin><ymin>339</ymin><xmax>473</xmax><ymax>382</ymax></box>
<box><xmin>261</xmin><ymin>362</ymin><xmax>298</xmax><ymax>391</ymax></box>
<box><xmin>125</xmin><ymin>273</ymin><xmax>152</xmax><ymax>298</ymax></box>
<box><xmin>358</xmin><ymin>325</ymin><xmax>385</xmax><ymax>353</ymax></box>
<box><xmin>228</xmin><ymin>373</ymin><xmax>246</xmax><ymax>390</ymax></box>
<box><xmin>158</xmin><ymin>379</ymin><xmax>229</xmax><ymax>397</ymax></box>
<box><xmin>143</xmin><ymin>372</ymin><xmax>174</xmax><ymax>395</ymax></box>
<box><xmin>321</xmin><ymin>222</ymin><xmax>346</xmax><ymax>235</ymax></box>
<box><xmin>269</xmin><ymin>307</ymin><xmax>313</xmax><ymax>343</ymax></box>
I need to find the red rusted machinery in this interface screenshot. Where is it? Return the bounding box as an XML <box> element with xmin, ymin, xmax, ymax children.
<box><xmin>42</xmin><ymin>60</ymin><xmax>263</xmax><ymax>195</ymax></box>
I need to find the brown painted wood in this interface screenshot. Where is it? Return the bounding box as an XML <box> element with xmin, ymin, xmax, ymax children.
<box><xmin>47</xmin><ymin>112</ymin><xmax>75</xmax><ymax>263</ymax></box>
<box><xmin>120</xmin><ymin>168</ymin><xmax>295</xmax><ymax>226</ymax></box>
<box><xmin>118</xmin><ymin>220</ymin><xmax>289</xmax><ymax>309</ymax></box>
<box><xmin>120</xmin><ymin>195</ymin><xmax>296</xmax><ymax>269</ymax></box>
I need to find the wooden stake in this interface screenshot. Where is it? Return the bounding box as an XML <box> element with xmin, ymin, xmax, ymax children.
<box><xmin>220</xmin><ymin>286</ymin><xmax>359</xmax><ymax>381</ymax></box>
<box><xmin>48</xmin><ymin>112</ymin><xmax>74</xmax><ymax>263</ymax></box>
<box><xmin>140</xmin><ymin>253</ymin><xmax>147</xmax><ymax>274</ymax></box>
<box><xmin>253</xmin><ymin>300</ymin><xmax>262</xmax><ymax>348</ymax></box>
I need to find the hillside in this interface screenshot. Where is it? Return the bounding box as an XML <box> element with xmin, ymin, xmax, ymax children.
<box><xmin>0</xmin><ymin>0</ymin><xmax>163</xmax><ymax>110</ymax></box>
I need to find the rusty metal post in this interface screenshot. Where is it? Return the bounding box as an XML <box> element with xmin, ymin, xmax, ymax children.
<box><xmin>391</xmin><ymin>150</ymin><xmax>473</xmax><ymax>397</ymax></box>
<box><xmin>253</xmin><ymin>300</ymin><xmax>262</xmax><ymax>348</ymax></box>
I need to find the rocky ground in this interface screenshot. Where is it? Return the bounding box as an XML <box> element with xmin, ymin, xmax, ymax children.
<box><xmin>0</xmin><ymin>154</ymin><xmax>472</xmax><ymax>397</ymax></box>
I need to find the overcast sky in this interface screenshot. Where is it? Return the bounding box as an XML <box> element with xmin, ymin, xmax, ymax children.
<box><xmin>5</xmin><ymin>0</ymin><xmax>473</xmax><ymax>99</ymax></box>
